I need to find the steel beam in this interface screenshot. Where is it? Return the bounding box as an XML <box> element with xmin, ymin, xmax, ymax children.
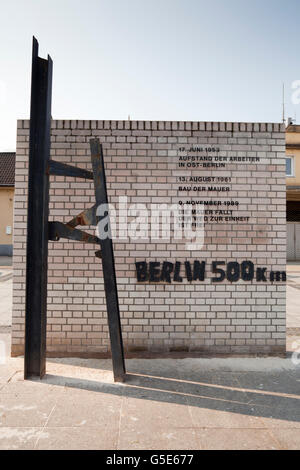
<box><xmin>90</xmin><ymin>138</ymin><xmax>126</xmax><ymax>382</ymax></box>
<box><xmin>48</xmin><ymin>160</ymin><xmax>94</xmax><ymax>180</ymax></box>
<box><xmin>24</xmin><ymin>37</ymin><xmax>53</xmax><ymax>379</ymax></box>
<box><xmin>24</xmin><ymin>38</ymin><xmax>126</xmax><ymax>383</ymax></box>
<box><xmin>48</xmin><ymin>221</ymin><xmax>101</xmax><ymax>245</ymax></box>
<box><xmin>66</xmin><ymin>204</ymin><xmax>97</xmax><ymax>228</ymax></box>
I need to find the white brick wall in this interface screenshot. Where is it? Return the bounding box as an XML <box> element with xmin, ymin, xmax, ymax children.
<box><xmin>12</xmin><ymin>120</ymin><xmax>286</xmax><ymax>357</ymax></box>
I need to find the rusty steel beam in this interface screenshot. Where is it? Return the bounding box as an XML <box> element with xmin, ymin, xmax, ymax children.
<box><xmin>48</xmin><ymin>160</ymin><xmax>94</xmax><ymax>180</ymax></box>
<box><xmin>48</xmin><ymin>221</ymin><xmax>101</xmax><ymax>245</ymax></box>
<box><xmin>24</xmin><ymin>37</ymin><xmax>53</xmax><ymax>379</ymax></box>
<box><xmin>66</xmin><ymin>204</ymin><xmax>97</xmax><ymax>228</ymax></box>
<box><xmin>90</xmin><ymin>138</ymin><xmax>126</xmax><ymax>382</ymax></box>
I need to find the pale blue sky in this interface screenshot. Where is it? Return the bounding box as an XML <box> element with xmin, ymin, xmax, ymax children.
<box><xmin>1</xmin><ymin>0</ymin><xmax>300</xmax><ymax>150</ymax></box>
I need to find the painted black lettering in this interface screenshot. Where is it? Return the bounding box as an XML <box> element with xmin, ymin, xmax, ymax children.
<box><xmin>161</xmin><ymin>262</ymin><xmax>174</xmax><ymax>283</ymax></box>
<box><xmin>193</xmin><ymin>261</ymin><xmax>206</xmax><ymax>281</ymax></box>
<box><xmin>212</xmin><ymin>261</ymin><xmax>225</xmax><ymax>282</ymax></box>
<box><xmin>174</xmin><ymin>261</ymin><xmax>183</xmax><ymax>282</ymax></box>
<box><xmin>135</xmin><ymin>261</ymin><xmax>148</xmax><ymax>282</ymax></box>
<box><xmin>149</xmin><ymin>262</ymin><xmax>161</xmax><ymax>282</ymax></box>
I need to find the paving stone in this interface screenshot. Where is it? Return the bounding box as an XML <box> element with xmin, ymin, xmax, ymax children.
<box><xmin>35</xmin><ymin>426</ymin><xmax>118</xmax><ymax>450</ymax></box>
<box><xmin>0</xmin><ymin>427</ymin><xmax>46</xmax><ymax>450</ymax></box>
<box><xmin>186</xmin><ymin>405</ymin><xmax>265</xmax><ymax>429</ymax></box>
<box><xmin>118</xmin><ymin>396</ymin><xmax>200</xmax><ymax>450</ymax></box>
<box><xmin>261</xmin><ymin>415</ymin><xmax>300</xmax><ymax>429</ymax></box>
<box><xmin>269</xmin><ymin>429</ymin><xmax>300</xmax><ymax>450</ymax></box>
<box><xmin>47</xmin><ymin>387</ymin><xmax>122</xmax><ymax>429</ymax></box>
<box><xmin>0</xmin><ymin>393</ymin><xmax>59</xmax><ymax>428</ymax></box>
<box><xmin>196</xmin><ymin>428</ymin><xmax>280</xmax><ymax>450</ymax></box>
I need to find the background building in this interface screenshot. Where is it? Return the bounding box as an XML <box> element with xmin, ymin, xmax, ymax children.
<box><xmin>0</xmin><ymin>152</ymin><xmax>15</xmax><ymax>256</ymax></box>
<box><xmin>286</xmin><ymin>123</ymin><xmax>300</xmax><ymax>260</ymax></box>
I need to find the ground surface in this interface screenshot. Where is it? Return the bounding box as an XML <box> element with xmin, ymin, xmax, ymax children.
<box><xmin>0</xmin><ymin>259</ymin><xmax>299</xmax><ymax>450</ymax></box>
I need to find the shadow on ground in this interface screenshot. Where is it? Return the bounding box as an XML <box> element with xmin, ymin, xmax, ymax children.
<box><xmin>42</xmin><ymin>357</ymin><xmax>300</xmax><ymax>425</ymax></box>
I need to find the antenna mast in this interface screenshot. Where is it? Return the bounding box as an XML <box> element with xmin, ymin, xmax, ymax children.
<box><xmin>282</xmin><ymin>82</ymin><xmax>286</xmax><ymax>124</ymax></box>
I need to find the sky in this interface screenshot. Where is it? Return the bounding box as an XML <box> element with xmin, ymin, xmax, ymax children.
<box><xmin>1</xmin><ymin>0</ymin><xmax>300</xmax><ymax>151</ymax></box>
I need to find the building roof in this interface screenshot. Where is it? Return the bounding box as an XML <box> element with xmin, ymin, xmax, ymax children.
<box><xmin>0</xmin><ymin>152</ymin><xmax>16</xmax><ymax>186</ymax></box>
<box><xmin>286</xmin><ymin>124</ymin><xmax>300</xmax><ymax>133</ymax></box>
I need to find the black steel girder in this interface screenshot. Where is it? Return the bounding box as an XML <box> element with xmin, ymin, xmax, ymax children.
<box><xmin>24</xmin><ymin>38</ymin><xmax>126</xmax><ymax>383</ymax></box>
<box><xmin>24</xmin><ymin>37</ymin><xmax>52</xmax><ymax>379</ymax></box>
<box><xmin>90</xmin><ymin>138</ymin><xmax>126</xmax><ymax>382</ymax></box>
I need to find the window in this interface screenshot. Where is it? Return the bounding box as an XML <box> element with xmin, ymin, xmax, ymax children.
<box><xmin>286</xmin><ymin>156</ymin><xmax>294</xmax><ymax>177</ymax></box>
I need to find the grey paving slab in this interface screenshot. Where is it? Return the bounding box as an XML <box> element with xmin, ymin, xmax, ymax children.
<box><xmin>195</xmin><ymin>428</ymin><xmax>280</xmax><ymax>450</ymax></box>
<box><xmin>260</xmin><ymin>415</ymin><xmax>300</xmax><ymax>429</ymax></box>
<box><xmin>0</xmin><ymin>393</ymin><xmax>59</xmax><ymax>428</ymax></box>
<box><xmin>269</xmin><ymin>429</ymin><xmax>300</xmax><ymax>450</ymax></box>
<box><xmin>0</xmin><ymin>375</ymin><xmax>67</xmax><ymax>395</ymax></box>
<box><xmin>127</xmin><ymin>373</ymin><xmax>247</xmax><ymax>407</ymax></box>
<box><xmin>118</xmin><ymin>395</ymin><xmax>200</xmax><ymax>450</ymax></box>
<box><xmin>187</xmin><ymin>394</ymin><xmax>300</xmax><ymax>431</ymax></box>
<box><xmin>126</xmin><ymin>373</ymin><xmax>187</xmax><ymax>397</ymax></box>
<box><xmin>232</xmin><ymin>394</ymin><xmax>300</xmax><ymax>424</ymax></box>
<box><xmin>186</xmin><ymin>394</ymin><xmax>268</xmax><ymax>425</ymax></box>
<box><xmin>122</xmin><ymin>377</ymin><xmax>188</xmax><ymax>406</ymax></box>
<box><xmin>48</xmin><ymin>357</ymin><xmax>113</xmax><ymax>373</ymax></box>
<box><xmin>35</xmin><ymin>426</ymin><xmax>118</xmax><ymax>450</ymax></box>
<box><xmin>47</xmin><ymin>387</ymin><xmax>123</xmax><ymax>429</ymax></box>
<box><xmin>0</xmin><ymin>364</ymin><xmax>22</xmax><ymax>385</ymax></box>
<box><xmin>178</xmin><ymin>370</ymin><xmax>241</xmax><ymax>388</ymax></box>
<box><xmin>126</xmin><ymin>359</ymin><xmax>183</xmax><ymax>380</ymax></box>
<box><xmin>186</xmin><ymin>402</ymin><xmax>265</xmax><ymax>429</ymax></box>
<box><xmin>0</xmin><ymin>427</ymin><xmax>47</xmax><ymax>450</ymax></box>
<box><xmin>236</xmin><ymin>370</ymin><xmax>300</xmax><ymax>395</ymax></box>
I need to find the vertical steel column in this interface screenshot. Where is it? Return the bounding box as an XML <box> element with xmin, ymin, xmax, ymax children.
<box><xmin>24</xmin><ymin>37</ymin><xmax>53</xmax><ymax>379</ymax></box>
<box><xmin>90</xmin><ymin>138</ymin><xmax>126</xmax><ymax>382</ymax></box>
